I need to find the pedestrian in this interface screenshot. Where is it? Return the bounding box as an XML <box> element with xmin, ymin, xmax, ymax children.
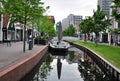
<box><xmin>28</xmin><ymin>34</ymin><xmax>32</xmax><ymax>50</ymax></box>
<box><xmin>111</xmin><ymin>38</ymin><xmax>113</xmax><ymax>45</ymax></box>
<box><xmin>28</xmin><ymin>34</ymin><xmax>32</xmax><ymax>42</ymax></box>
<box><xmin>7</xmin><ymin>34</ymin><xmax>12</xmax><ymax>46</ymax></box>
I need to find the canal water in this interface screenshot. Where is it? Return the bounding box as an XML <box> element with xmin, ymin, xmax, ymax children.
<box><xmin>27</xmin><ymin>46</ymin><xmax>113</xmax><ymax>81</ymax></box>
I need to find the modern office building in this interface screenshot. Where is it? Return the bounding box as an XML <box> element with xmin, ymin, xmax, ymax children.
<box><xmin>98</xmin><ymin>0</ymin><xmax>112</xmax><ymax>18</ymax></box>
<box><xmin>68</xmin><ymin>14</ymin><xmax>83</xmax><ymax>27</ymax></box>
<box><xmin>62</xmin><ymin>14</ymin><xmax>83</xmax><ymax>31</ymax></box>
<box><xmin>61</xmin><ymin>18</ymin><xmax>69</xmax><ymax>31</ymax></box>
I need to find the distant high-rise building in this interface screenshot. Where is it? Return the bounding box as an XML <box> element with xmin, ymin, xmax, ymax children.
<box><xmin>62</xmin><ymin>14</ymin><xmax>83</xmax><ymax>31</ymax></box>
<box><xmin>68</xmin><ymin>14</ymin><xmax>83</xmax><ymax>27</ymax></box>
<box><xmin>61</xmin><ymin>18</ymin><xmax>69</xmax><ymax>31</ymax></box>
<box><xmin>98</xmin><ymin>0</ymin><xmax>112</xmax><ymax>18</ymax></box>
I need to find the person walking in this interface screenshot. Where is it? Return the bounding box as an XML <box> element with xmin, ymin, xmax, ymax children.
<box><xmin>28</xmin><ymin>34</ymin><xmax>32</xmax><ymax>50</ymax></box>
<box><xmin>7</xmin><ymin>34</ymin><xmax>12</xmax><ymax>46</ymax></box>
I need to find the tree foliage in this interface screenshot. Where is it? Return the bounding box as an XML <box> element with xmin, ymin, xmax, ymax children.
<box><xmin>0</xmin><ymin>0</ymin><xmax>46</xmax><ymax>52</ymax></box>
<box><xmin>80</xmin><ymin>17</ymin><xmax>93</xmax><ymax>34</ymax></box>
<box><xmin>33</xmin><ymin>15</ymin><xmax>56</xmax><ymax>41</ymax></box>
<box><xmin>79</xmin><ymin>17</ymin><xmax>94</xmax><ymax>41</ymax></box>
<box><xmin>111</xmin><ymin>0</ymin><xmax>120</xmax><ymax>22</ymax></box>
<box><xmin>79</xmin><ymin>5</ymin><xmax>110</xmax><ymax>36</ymax></box>
<box><xmin>79</xmin><ymin>5</ymin><xmax>111</xmax><ymax>45</ymax></box>
<box><xmin>108</xmin><ymin>28</ymin><xmax>120</xmax><ymax>34</ymax></box>
<box><xmin>0</xmin><ymin>0</ymin><xmax>45</xmax><ymax>23</ymax></box>
<box><xmin>79</xmin><ymin>6</ymin><xmax>111</xmax><ymax>35</ymax></box>
<box><xmin>39</xmin><ymin>16</ymin><xmax>56</xmax><ymax>36</ymax></box>
<box><xmin>92</xmin><ymin>5</ymin><xmax>111</xmax><ymax>35</ymax></box>
<box><xmin>63</xmin><ymin>25</ymin><xmax>75</xmax><ymax>36</ymax></box>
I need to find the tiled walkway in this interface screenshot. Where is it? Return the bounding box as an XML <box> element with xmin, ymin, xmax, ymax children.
<box><xmin>0</xmin><ymin>42</ymin><xmax>44</xmax><ymax>71</ymax></box>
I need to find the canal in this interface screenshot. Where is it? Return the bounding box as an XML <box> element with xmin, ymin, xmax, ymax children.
<box><xmin>21</xmin><ymin>46</ymin><xmax>113</xmax><ymax>81</ymax></box>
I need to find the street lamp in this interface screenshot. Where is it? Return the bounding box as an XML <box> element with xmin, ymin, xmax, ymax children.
<box><xmin>32</xmin><ymin>18</ymin><xmax>34</xmax><ymax>48</ymax></box>
<box><xmin>30</xmin><ymin>4</ymin><xmax>34</xmax><ymax>49</ymax></box>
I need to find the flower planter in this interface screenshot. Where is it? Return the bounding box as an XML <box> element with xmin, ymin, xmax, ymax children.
<box><xmin>34</xmin><ymin>39</ymin><xmax>46</xmax><ymax>45</ymax></box>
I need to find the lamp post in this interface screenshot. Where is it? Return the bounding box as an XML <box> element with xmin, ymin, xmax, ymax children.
<box><xmin>30</xmin><ymin>4</ymin><xmax>34</xmax><ymax>49</ymax></box>
<box><xmin>32</xmin><ymin>18</ymin><xmax>34</xmax><ymax>48</ymax></box>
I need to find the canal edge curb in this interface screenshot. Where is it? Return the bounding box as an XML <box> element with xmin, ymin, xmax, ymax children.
<box><xmin>68</xmin><ymin>41</ymin><xmax>120</xmax><ymax>80</ymax></box>
<box><xmin>69</xmin><ymin>41</ymin><xmax>120</xmax><ymax>72</ymax></box>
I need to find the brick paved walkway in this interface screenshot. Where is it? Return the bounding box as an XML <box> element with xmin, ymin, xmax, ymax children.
<box><xmin>0</xmin><ymin>42</ymin><xmax>45</xmax><ymax>71</ymax></box>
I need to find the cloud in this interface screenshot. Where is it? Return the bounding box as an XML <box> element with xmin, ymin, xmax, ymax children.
<box><xmin>42</xmin><ymin>0</ymin><xmax>97</xmax><ymax>22</ymax></box>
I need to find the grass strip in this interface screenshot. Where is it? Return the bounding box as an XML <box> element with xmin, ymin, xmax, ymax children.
<box><xmin>71</xmin><ymin>40</ymin><xmax>120</xmax><ymax>69</ymax></box>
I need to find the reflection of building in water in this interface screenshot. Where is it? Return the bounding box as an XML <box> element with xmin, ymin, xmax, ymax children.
<box><xmin>31</xmin><ymin>47</ymin><xmax>113</xmax><ymax>81</ymax></box>
<box><xmin>66</xmin><ymin>49</ymin><xmax>84</xmax><ymax>64</ymax></box>
<box><xmin>78</xmin><ymin>53</ymin><xmax>111</xmax><ymax>81</ymax></box>
<box><xmin>55</xmin><ymin>48</ymin><xmax>109</xmax><ymax>80</ymax></box>
<box><xmin>82</xmin><ymin>52</ymin><xmax>106</xmax><ymax>73</ymax></box>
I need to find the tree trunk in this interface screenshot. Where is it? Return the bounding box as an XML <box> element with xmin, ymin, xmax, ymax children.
<box><xmin>23</xmin><ymin>16</ymin><xmax>26</xmax><ymax>52</ymax></box>
<box><xmin>84</xmin><ymin>34</ymin><xmax>87</xmax><ymax>42</ymax></box>
<box><xmin>95</xmin><ymin>33</ymin><xmax>99</xmax><ymax>47</ymax></box>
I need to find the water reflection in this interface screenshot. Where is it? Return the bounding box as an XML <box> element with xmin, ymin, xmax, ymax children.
<box><xmin>78</xmin><ymin>60</ymin><xmax>110</xmax><ymax>81</ymax></box>
<box><xmin>32</xmin><ymin>55</ymin><xmax>53</xmax><ymax>81</ymax></box>
<box><xmin>32</xmin><ymin>47</ymin><xmax>112</xmax><ymax>81</ymax></box>
<box><xmin>57</xmin><ymin>58</ymin><xmax>62</xmax><ymax>79</ymax></box>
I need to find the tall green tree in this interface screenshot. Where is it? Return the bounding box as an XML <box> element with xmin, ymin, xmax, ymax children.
<box><xmin>92</xmin><ymin>5</ymin><xmax>111</xmax><ymax>46</ymax></box>
<box><xmin>79</xmin><ymin>17</ymin><xmax>93</xmax><ymax>41</ymax></box>
<box><xmin>39</xmin><ymin>16</ymin><xmax>56</xmax><ymax>40</ymax></box>
<box><xmin>0</xmin><ymin>0</ymin><xmax>45</xmax><ymax>52</ymax></box>
<box><xmin>34</xmin><ymin>16</ymin><xmax>56</xmax><ymax>36</ymax></box>
<box><xmin>93</xmin><ymin>5</ymin><xmax>107</xmax><ymax>35</ymax></box>
<box><xmin>63</xmin><ymin>25</ymin><xmax>75</xmax><ymax>36</ymax></box>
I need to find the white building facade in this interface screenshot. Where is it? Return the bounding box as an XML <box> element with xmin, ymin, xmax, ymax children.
<box><xmin>61</xmin><ymin>18</ymin><xmax>69</xmax><ymax>31</ymax></box>
<box><xmin>61</xmin><ymin>14</ymin><xmax>83</xmax><ymax>31</ymax></box>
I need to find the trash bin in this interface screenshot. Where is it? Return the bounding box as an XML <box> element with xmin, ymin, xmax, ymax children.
<box><xmin>29</xmin><ymin>40</ymin><xmax>32</xmax><ymax>50</ymax></box>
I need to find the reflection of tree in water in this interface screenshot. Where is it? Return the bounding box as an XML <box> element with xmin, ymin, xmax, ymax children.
<box><xmin>33</xmin><ymin>55</ymin><xmax>53</xmax><ymax>81</ymax></box>
<box><xmin>68</xmin><ymin>51</ymin><xmax>75</xmax><ymax>61</ymax></box>
<box><xmin>78</xmin><ymin>60</ymin><xmax>111</xmax><ymax>81</ymax></box>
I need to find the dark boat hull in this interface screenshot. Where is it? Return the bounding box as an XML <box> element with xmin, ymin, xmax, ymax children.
<box><xmin>49</xmin><ymin>46</ymin><xmax>68</xmax><ymax>56</ymax></box>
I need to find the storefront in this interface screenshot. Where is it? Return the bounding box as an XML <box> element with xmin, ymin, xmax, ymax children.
<box><xmin>8</xmin><ymin>23</ymin><xmax>15</xmax><ymax>41</ymax></box>
<box><xmin>0</xmin><ymin>5</ymin><xmax>1</xmax><ymax>42</ymax></box>
<box><xmin>0</xmin><ymin>27</ymin><xmax>2</xmax><ymax>42</ymax></box>
<box><xmin>15</xmin><ymin>26</ymin><xmax>23</xmax><ymax>41</ymax></box>
<box><xmin>2</xmin><ymin>27</ymin><xmax>7</xmax><ymax>42</ymax></box>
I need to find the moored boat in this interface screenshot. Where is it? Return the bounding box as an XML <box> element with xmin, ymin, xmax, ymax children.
<box><xmin>49</xmin><ymin>40</ymin><xmax>70</xmax><ymax>56</ymax></box>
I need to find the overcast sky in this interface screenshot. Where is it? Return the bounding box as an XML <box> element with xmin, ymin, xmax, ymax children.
<box><xmin>42</xmin><ymin>0</ymin><xmax>98</xmax><ymax>22</ymax></box>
